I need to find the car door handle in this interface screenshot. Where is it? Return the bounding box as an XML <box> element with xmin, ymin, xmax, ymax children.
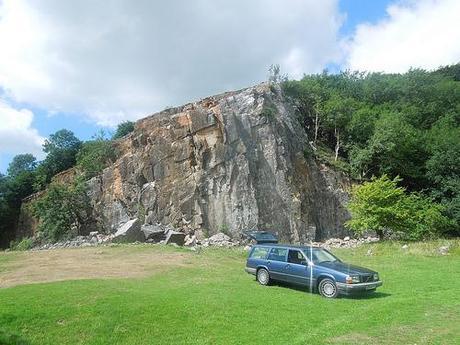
<box><xmin>285</xmin><ymin>264</ymin><xmax>290</xmax><ymax>269</ymax></box>
<box><xmin>267</xmin><ymin>261</ymin><xmax>271</xmax><ymax>265</ymax></box>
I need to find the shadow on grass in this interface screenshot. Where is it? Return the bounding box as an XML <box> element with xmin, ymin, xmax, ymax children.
<box><xmin>266</xmin><ymin>280</ymin><xmax>391</xmax><ymax>300</ymax></box>
<box><xmin>0</xmin><ymin>329</ymin><xmax>30</xmax><ymax>345</ymax></box>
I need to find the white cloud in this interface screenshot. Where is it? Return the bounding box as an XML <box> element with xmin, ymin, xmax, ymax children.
<box><xmin>0</xmin><ymin>0</ymin><xmax>344</xmax><ymax>126</ymax></box>
<box><xmin>345</xmin><ymin>0</ymin><xmax>460</xmax><ymax>73</ymax></box>
<box><xmin>0</xmin><ymin>100</ymin><xmax>45</xmax><ymax>159</ymax></box>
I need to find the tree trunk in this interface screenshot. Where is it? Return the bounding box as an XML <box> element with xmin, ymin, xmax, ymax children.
<box><xmin>334</xmin><ymin>128</ymin><xmax>340</xmax><ymax>161</ymax></box>
<box><xmin>314</xmin><ymin>112</ymin><xmax>319</xmax><ymax>144</ymax></box>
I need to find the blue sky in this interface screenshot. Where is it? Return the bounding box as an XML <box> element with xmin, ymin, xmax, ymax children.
<box><xmin>1</xmin><ymin>0</ymin><xmax>459</xmax><ymax>174</ymax></box>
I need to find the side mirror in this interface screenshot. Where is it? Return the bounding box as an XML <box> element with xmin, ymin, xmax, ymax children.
<box><xmin>300</xmin><ymin>260</ymin><xmax>308</xmax><ymax>266</ymax></box>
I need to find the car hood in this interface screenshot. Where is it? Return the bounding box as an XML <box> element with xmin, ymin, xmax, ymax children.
<box><xmin>317</xmin><ymin>261</ymin><xmax>376</xmax><ymax>275</ymax></box>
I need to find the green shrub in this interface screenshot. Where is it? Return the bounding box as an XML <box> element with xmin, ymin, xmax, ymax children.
<box><xmin>76</xmin><ymin>139</ymin><xmax>115</xmax><ymax>178</ymax></box>
<box><xmin>112</xmin><ymin>121</ymin><xmax>135</xmax><ymax>139</ymax></box>
<box><xmin>346</xmin><ymin>175</ymin><xmax>451</xmax><ymax>240</ymax></box>
<box><xmin>260</xmin><ymin>105</ymin><xmax>277</xmax><ymax>120</ymax></box>
<box><xmin>10</xmin><ymin>237</ymin><xmax>34</xmax><ymax>251</ymax></box>
<box><xmin>32</xmin><ymin>179</ymin><xmax>89</xmax><ymax>242</ymax></box>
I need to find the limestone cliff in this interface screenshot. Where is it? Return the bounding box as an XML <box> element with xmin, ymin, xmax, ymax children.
<box><xmin>82</xmin><ymin>83</ymin><xmax>350</xmax><ymax>242</ymax></box>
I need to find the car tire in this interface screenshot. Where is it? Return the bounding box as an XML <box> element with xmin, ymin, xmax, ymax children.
<box><xmin>256</xmin><ymin>268</ymin><xmax>270</xmax><ymax>286</ymax></box>
<box><xmin>318</xmin><ymin>278</ymin><xmax>338</xmax><ymax>298</ymax></box>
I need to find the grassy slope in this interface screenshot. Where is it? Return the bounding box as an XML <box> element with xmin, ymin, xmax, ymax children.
<box><xmin>0</xmin><ymin>241</ymin><xmax>459</xmax><ymax>345</ymax></box>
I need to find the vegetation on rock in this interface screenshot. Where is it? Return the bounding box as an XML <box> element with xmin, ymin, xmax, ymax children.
<box><xmin>32</xmin><ymin>179</ymin><xmax>90</xmax><ymax>242</ymax></box>
<box><xmin>76</xmin><ymin>132</ymin><xmax>116</xmax><ymax>178</ymax></box>
<box><xmin>112</xmin><ymin>120</ymin><xmax>135</xmax><ymax>139</ymax></box>
<box><xmin>284</xmin><ymin>64</ymin><xmax>460</xmax><ymax>235</ymax></box>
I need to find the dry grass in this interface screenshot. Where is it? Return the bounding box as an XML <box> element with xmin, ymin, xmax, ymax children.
<box><xmin>0</xmin><ymin>245</ymin><xmax>191</xmax><ymax>288</ymax></box>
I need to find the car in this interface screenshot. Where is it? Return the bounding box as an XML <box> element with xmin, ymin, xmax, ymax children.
<box><xmin>245</xmin><ymin>243</ymin><xmax>382</xmax><ymax>298</ymax></box>
<box><xmin>242</xmin><ymin>231</ymin><xmax>278</xmax><ymax>244</ymax></box>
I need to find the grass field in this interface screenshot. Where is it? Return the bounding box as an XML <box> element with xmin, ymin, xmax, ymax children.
<box><xmin>0</xmin><ymin>241</ymin><xmax>459</xmax><ymax>345</ymax></box>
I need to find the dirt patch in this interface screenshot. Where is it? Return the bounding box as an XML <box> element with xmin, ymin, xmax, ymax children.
<box><xmin>0</xmin><ymin>246</ymin><xmax>191</xmax><ymax>288</ymax></box>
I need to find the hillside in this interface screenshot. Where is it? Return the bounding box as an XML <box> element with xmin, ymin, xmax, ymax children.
<box><xmin>2</xmin><ymin>65</ymin><xmax>459</xmax><ymax>248</ymax></box>
<box><xmin>18</xmin><ymin>83</ymin><xmax>351</xmax><ymax>243</ymax></box>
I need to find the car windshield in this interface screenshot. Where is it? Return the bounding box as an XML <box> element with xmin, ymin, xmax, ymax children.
<box><xmin>302</xmin><ymin>248</ymin><xmax>339</xmax><ymax>264</ymax></box>
<box><xmin>247</xmin><ymin>232</ymin><xmax>277</xmax><ymax>241</ymax></box>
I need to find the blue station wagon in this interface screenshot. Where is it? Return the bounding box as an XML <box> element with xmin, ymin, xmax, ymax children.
<box><xmin>245</xmin><ymin>244</ymin><xmax>382</xmax><ymax>298</ymax></box>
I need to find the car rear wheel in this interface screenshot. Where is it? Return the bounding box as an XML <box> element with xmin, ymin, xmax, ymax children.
<box><xmin>256</xmin><ymin>268</ymin><xmax>270</xmax><ymax>286</ymax></box>
<box><xmin>318</xmin><ymin>278</ymin><xmax>338</xmax><ymax>298</ymax></box>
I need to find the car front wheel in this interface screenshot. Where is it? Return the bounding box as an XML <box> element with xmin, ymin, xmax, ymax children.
<box><xmin>318</xmin><ymin>278</ymin><xmax>338</xmax><ymax>298</ymax></box>
<box><xmin>256</xmin><ymin>268</ymin><xmax>270</xmax><ymax>286</ymax></box>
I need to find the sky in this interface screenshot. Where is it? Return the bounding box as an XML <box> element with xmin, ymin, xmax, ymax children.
<box><xmin>1</xmin><ymin>0</ymin><xmax>460</xmax><ymax>173</ymax></box>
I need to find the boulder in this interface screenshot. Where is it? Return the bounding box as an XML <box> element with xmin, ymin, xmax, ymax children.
<box><xmin>438</xmin><ymin>245</ymin><xmax>449</xmax><ymax>255</ymax></box>
<box><xmin>165</xmin><ymin>230</ymin><xmax>186</xmax><ymax>246</ymax></box>
<box><xmin>112</xmin><ymin>219</ymin><xmax>144</xmax><ymax>243</ymax></box>
<box><xmin>184</xmin><ymin>234</ymin><xmax>197</xmax><ymax>246</ymax></box>
<box><xmin>141</xmin><ymin>224</ymin><xmax>166</xmax><ymax>241</ymax></box>
<box><xmin>208</xmin><ymin>232</ymin><xmax>231</xmax><ymax>244</ymax></box>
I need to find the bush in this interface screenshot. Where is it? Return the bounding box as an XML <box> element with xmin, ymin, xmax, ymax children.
<box><xmin>10</xmin><ymin>237</ymin><xmax>34</xmax><ymax>251</ymax></box>
<box><xmin>112</xmin><ymin>121</ymin><xmax>135</xmax><ymax>139</ymax></box>
<box><xmin>32</xmin><ymin>179</ymin><xmax>89</xmax><ymax>242</ymax></box>
<box><xmin>346</xmin><ymin>175</ymin><xmax>451</xmax><ymax>240</ymax></box>
<box><xmin>76</xmin><ymin>139</ymin><xmax>115</xmax><ymax>178</ymax></box>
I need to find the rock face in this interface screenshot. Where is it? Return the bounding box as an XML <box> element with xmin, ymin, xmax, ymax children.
<box><xmin>83</xmin><ymin>83</ymin><xmax>350</xmax><ymax>242</ymax></box>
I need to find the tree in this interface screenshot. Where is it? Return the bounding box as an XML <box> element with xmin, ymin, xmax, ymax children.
<box><xmin>76</xmin><ymin>137</ymin><xmax>116</xmax><ymax>178</ymax></box>
<box><xmin>32</xmin><ymin>179</ymin><xmax>89</xmax><ymax>242</ymax></box>
<box><xmin>346</xmin><ymin>175</ymin><xmax>451</xmax><ymax>240</ymax></box>
<box><xmin>112</xmin><ymin>121</ymin><xmax>135</xmax><ymax>140</ymax></box>
<box><xmin>346</xmin><ymin>175</ymin><xmax>406</xmax><ymax>239</ymax></box>
<box><xmin>425</xmin><ymin>116</ymin><xmax>460</xmax><ymax>233</ymax></box>
<box><xmin>7</xmin><ymin>154</ymin><xmax>37</xmax><ymax>177</ymax></box>
<box><xmin>35</xmin><ymin>129</ymin><xmax>82</xmax><ymax>189</ymax></box>
<box><xmin>322</xmin><ymin>93</ymin><xmax>356</xmax><ymax>161</ymax></box>
<box><xmin>0</xmin><ymin>169</ymin><xmax>36</xmax><ymax>248</ymax></box>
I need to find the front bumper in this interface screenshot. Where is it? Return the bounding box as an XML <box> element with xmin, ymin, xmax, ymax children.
<box><xmin>245</xmin><ymin>267</ymin><xmax>256</xmax><ymax>275</ymax></box>
<box><xmin>336</xmin><ymin>280</ymin><xmax>383</xmax><ymax>294</ymax></box>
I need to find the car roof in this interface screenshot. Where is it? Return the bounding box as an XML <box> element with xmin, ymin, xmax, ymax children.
<box><xmin>253</xmin><ymin>243</ymin><xmax>322</xmax><ymax>250</ymax></box>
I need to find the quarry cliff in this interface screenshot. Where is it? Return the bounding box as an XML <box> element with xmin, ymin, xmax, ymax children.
<box><xmin>19</xmin><ymin>83</ymin><xmax>351</xmax><ymax>242</ymax></box>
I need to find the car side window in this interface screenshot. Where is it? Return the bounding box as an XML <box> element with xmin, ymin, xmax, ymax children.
<box><xmin>267</xmin><ymin>248</ymin><xmax>287</xmax><ymax>262</ymax></box>
<box><xmin>288</xmin><ymin>250</ymin><xmax>304</xmax><ymax>265</ymax></box>
<box><xmin>250</xmin><ymin>247</ymin><xmax>270</xmax><ymax>259</ymax></box>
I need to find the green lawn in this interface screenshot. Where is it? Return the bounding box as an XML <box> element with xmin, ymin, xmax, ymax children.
<box><xmin>1</xmin><ymin>241</ymin><xmax>459</xmax><ymax>345</ymax></box>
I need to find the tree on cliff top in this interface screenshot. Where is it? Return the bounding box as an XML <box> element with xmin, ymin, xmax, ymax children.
<box><xmin>7</xmin><ymin>154</ymin><xmax>37</xmax><ymax>178</ymax></box>
<box><xmin>112</xmin><ymin>121</ymin><xmax>135</xmax><ymax>140</ymax></box>
<box><xmin>34</xmin><ymin>129</ymin><xmax>82</xmax><ymax>190</ymax></box>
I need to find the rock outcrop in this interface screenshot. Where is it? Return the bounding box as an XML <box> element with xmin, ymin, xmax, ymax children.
<box><xmin>84</xmin><ymin>83</ymin><xmax>350</xmax><ymax>242</ymax></box>
<box><xmin>18</xmin><ymin>83</ymin><xmax>351</xmax><ymax>242</ymax></box>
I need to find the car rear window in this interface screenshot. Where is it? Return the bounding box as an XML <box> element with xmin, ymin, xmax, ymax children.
<box><xmin>267</xmin><ymin>247</ymin><xmax>287</xmax><ymax>262</ymax></box>
<box><xmin>250</xmin><ymin>247</ymin><xmax>270</xmax><ymax>259</ymax></box>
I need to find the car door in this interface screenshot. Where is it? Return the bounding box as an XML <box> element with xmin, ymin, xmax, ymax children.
<box><xmin>266</xmin><ymin>247</ymin><xmax>288</xmax><ymax>281</ymax></box>
<box><xmin>284</xmin><ymin>249</ymin><xmax>310</xmax><ymax>285</ymax></box>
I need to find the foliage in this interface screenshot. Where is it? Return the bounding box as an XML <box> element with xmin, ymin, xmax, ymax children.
<box><xmin>76</xmin><ymin>137</ymin><xmax>116</xmax><ymax>178</ymax></box>
<box><xmin>284</xmin><ymin>65</ymin><xmax>460</xmax><ymax>234</ymax></box>
<box><xmin>0</xmin><ymin>164</ymin><xmax>36</xmax><ymax>248</ymax></box>
<box><xmin>346</xmin><ymin>175</ymin><xmax>451</xmax><ymax>240</ymax></box>
<box><xmin>9</xmin><ymin>237</ymin><xmax>34</xmax><ymax>251</ymax></box>
<box><xmin>34</xmin><ymin>129</ymin><xmax>82</xmax><ymax>190</ymax></box>
<box><xmin>6</xmin><ymin>154</ymin><xmax>37</xmax><ymax>178</ymax></box>
<box><xmin>268</xmin><ymin>64</ymin><xmax>287</xmax><ymax>84</ymax></box>
<box><xmin>260</xmin><ymin>104</ymin><xmax>277</xmax><ymax>120</ymax></box>
<box><xmin>112</xmin><ymin>121</ymin><xmax>135</xmax><ymax>139</ymax></box>
<box><xmin>32</xmin><ymin>179</ymin><xmax>89</xmax><ymax>242</ymax></box>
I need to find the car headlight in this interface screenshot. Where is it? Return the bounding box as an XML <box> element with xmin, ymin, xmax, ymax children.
<box><xmin>346</xmin><ymin>275</ymin><xmax>360</xmax><ymax>284</ymax></box>
<box><xmin>373</xmin><ymin>273</ymin><xmax>379</xmax><ymax>281</ymax></box>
